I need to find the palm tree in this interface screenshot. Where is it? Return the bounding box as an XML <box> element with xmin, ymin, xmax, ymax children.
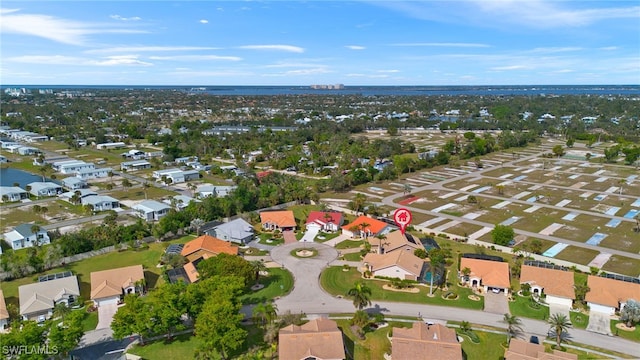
<box><xmin>502</xmin><ymin>313</ymin><xmax>523</xmax><ymax>343</ymax></box>
<box><xmin>30</xmin><ymin>225</ymin><xmax>42</xmax><ymax>246</ymax></box>
<box><xmin>358</xmin><ymin>222</ymin><xmax>371</xmax><ymax>239</ymax></box>
<box><xmin>53</xmin><ymin>302</ymin><xmax>71</xmax><ymax>320</ymax></box>
<box><xmin>250</xmin><ymin>260</ymin><xmax>267</xmax><ymax>284</ymax></box>
<box><xmin>252</xmin><ymin>302</ymin><xmax>278</xmax><ymax>328</ymax></box>
<box><xmin>428</xmin><ymin>249</ymin><xmax>445</xmax><ymax>296</ymax></box>
<box><xmin>347</xmin><ymin>281</ymin><xmax>372</xmax><ymax>310</ymax></box>
<box><xmin>548</xmin><ymin>313</ymin><xmax>571</xmax><ymax>349</ymax></box>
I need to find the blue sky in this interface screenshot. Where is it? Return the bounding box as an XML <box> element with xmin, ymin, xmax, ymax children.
<box><xmin>1</xmin><ymin>1</ymin><xmax>639</xmax><ymax>85</ymax></box>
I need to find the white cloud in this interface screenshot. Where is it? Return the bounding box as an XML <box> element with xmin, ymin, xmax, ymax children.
<box><xmin>490</xmin><ymin>65</ymin><xmax>528</xmax><ymax>71</ymax></box>
<box><xmin>238</xmin><ymin>45</ymin><xmax>304</xmax><ymax>53</ymax></box>
<box><xmin>265</xmin><ymin>62</ymin><xmax>328</xmax><ymax>69</ymax></box>
<box><xmin>86</xmin><ymin>46</ymin><xmax>220</xmax><ymax>54</ymax></box>
<box><xmin>390</xmin><ymin>42</ymin><xmax>490</xmax><ymax>48</ymax></box>
<box><xmin>599</xmin><ymin>46</ymin><xmax>618</xmax><ymax>51</ymax></box>
<box><xmin>110</xmin><ymin>15</ymin><xmax>142</xmax><ymax>21</ymax></box>
<box><xmin>149</xmin><ymin>55</ymin><xmax>242</xmax><ymax>61</ymax></box>
<box><xmin>0</xmin><ymin>9</ymin><xmax>146</xmax><ymax>45</ymax></box>
<box><xmin>7</xmin><ymin>54</ymin><xmax>153</xmax><ymax>66</ymax></box>
<box><xmin>199</xmin><ymin>19</ymin><xmax>209</xmax><ymax>24</ymax></box>
<box><xmin>345</xmin><ymin>45</ymin><xmax>366</xmax><ymax>50</ymax></box>
<box><xmin>376</xmin><ymin>69</ymin><xmax>400</xmax><ymax>73</ymax></box>
<box><xmin>528</xmin><ymin>47</ymin><xmax>582</xmax><ymax>54</ymax></box>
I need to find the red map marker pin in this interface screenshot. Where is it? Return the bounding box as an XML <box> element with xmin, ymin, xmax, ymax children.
<box><xmin>393</xmin><ymin>208</ymin><xmax>412</xmax><ymax>234</ymax></box>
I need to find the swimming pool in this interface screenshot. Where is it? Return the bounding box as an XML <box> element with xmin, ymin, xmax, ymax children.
<box><xmin>542</xmin><ymin>243</ymin><xmax>569</xmax><ymax>257</ymax></box>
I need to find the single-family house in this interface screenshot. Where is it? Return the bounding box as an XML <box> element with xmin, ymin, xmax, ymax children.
<box><xmin>2</xmin><ymin>224</ymin><xmax>50</xmax><ymax>250</ymax></box>
<box><xmin>585</xmin><ymin>275</ymin><xmax>640</xmax><ymax>316</ymax></box>
<box><xmin>96</xmin><ymin>142</ymin><xmax>126</xmax><ymax>150</ymax></box>
<box><xmin>18</xmin><ymin>275</ymin><xmax>80</xmax><ymax>322</ymax></box>
<box><xmin>519</xmin><ymin>265</ymin><xmax>575</xmax><ymax>309</ymax></box>
<box><xmin>55</xmin><ymin>160</ymin><xmax>95</xmax><ymax>174</ymax></box>
<box><xmin>90</xmin><ymin>265</ymin><xmax>145</xmax><ymax>307</ymax></box>
<box><xmin>75</xmin><ymin>167</ymin><xmax>111</xmax><ymax>179</ymax></box>
<box><xmin>305</xmin><ymin>211</ymin><xmax>343</xmax><ymax>232</ymax></box>
<box><xmin>61</xmin><ymin>177</ymin><xmax>88</xmax><ymax>190</ymax></box>
<box><xmin>391</xmin><ymin>322</ymin><xmax>462</xmax><ymax>360</ymax></box>
<box><xmin>195</xmin><ymin>184</ymin><xmax>236</xmax><ymax>198</ymax></box>
<box><xmin>341</xmin><ymin>215</ymin><xmax>393</xmax><ymax>239</ymax></box>
<box><xmin>0</xmin><ymin>186</ymin><xmax>28</xmax><ymax>202</ymax></box>
<box><xmin>459</xmin><ymin>257</ymin><xmax>510</xmax><ymax>296</ymax></box>
<box><xmin>181</xmin><ymin>234</ymin><xmax>239</xmax><ymax>263</ymax></box>
<box><xmin>363</xmin><ymin>249</ymin><xmax>425</xmax><ymax>281</ymax></box>
<box><xmin>504</xmin><ymin>338</ymin><xmax>577</xmax><ymax>360</ymax></box>
<box><xmin>163</xmin><ymin>194</ymin><xmax>200</xmax><ymax>210</ymax></box>
<box><xmin>278</xmin><ymin>317</ymin><xmax>346</xmax><ymax>360</ymax></box>
<box><xmin>260</xmin><ymin>210</ymin><xmax>296</xmax><ymax>232</ymax></box>
<box><xmin>27</xmin><ymin>182</ymin><xmax>63</xmax><ymax>197</ymax></box>
<box><xmin>17</xmin><ymin>146</ymin><xmax>40</xmax><ymax>156</ymax></box>
<box><xmin>0</xmin><ymin>290</ymin><xmax>9</xmax><ymax>329</ymax></box>
<box><xmin>203</xmin><ymin>218</ymin><xmax>254</xmax><ymax>245</ymax></box>
<box><xmin>368</xmin><ymin>230</ymin><xmax>424</xmax><ymax>255</ymax></box>
<box><xmin>132</xmin><ymin>200</ymin><xmax>172</xmax><ymax>221</ymax></box>
<box><xmin>120</xmin><ymin>160</ymin><xmax>151</xmax><ymax>171</ymax></box>
<box><xmin>82</xmin><ymin>195</ymin><xmax>120</xmax><ymax>212</ymax></box>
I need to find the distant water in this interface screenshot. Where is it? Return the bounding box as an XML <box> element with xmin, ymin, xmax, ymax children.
<box><xmin>6</xmin><ymin>85</ymin><xmax>640</xmax><ymax>96</ymax></box>
<box><xmin>0</xmin><ymin>168</ymin><xmax>56</xmax><ymax>188</ymax></box>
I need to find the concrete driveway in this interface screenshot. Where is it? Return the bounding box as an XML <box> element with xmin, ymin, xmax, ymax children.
<box><xmin>587</xmin><ymin>311</ymin><xmax>613</xmax><ymax>336</ymax></box>
<box><xmin>96</xmin><ymin>303</ymin><xmax>118</xmax><ymax>330</ymax></box>
<box><xmin>483</xmin><ymin>290</ymin><xmax>510</xmax><ymax>314</ymax></box>
<box><xmin>300</xmin><ymin>227</ymin><xmax>320</xmax><ymax>242</ymax></box>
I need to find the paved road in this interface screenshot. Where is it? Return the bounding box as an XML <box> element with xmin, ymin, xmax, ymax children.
<box><xmin>270</xmin><ymin>241</ymin><xmax>640</xmax><ymax>358</ymax></box>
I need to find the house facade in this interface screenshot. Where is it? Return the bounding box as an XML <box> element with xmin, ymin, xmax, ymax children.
<box><xmin>75</xmin><ymin>167</ymin><xmax>112</xmax><ymax>179</ymax></box>
<box><xmin>82</xmin><ymin>195</ymin><xmax>120</xmax><ymax>212</ymax></box>
<box><xmin>120</xmin><ymin>160</ymin><xmax>152</xmax><ymax>171</ymax></box>
<box><xmin>3</xmin><ymin>224</ymin><xmax>50</xmax><ymax>250</ymax></box>
<box><xmin>585</xmin><ymin>275</ymin><xmax>640</xmax><ymax>316</ymax></box>
<box><xmin>132</xmin><ymin>200</ymin><xmax>171</xmax><ymax>221</ymax></box>
<box><xmin>519</xmin><ymin>265</ymin><xmax>575</xmax><ymax>309</ymax></box>
<box><xmin>61</xmin><ymin>177</ymin><xmax>88</xmax><ymax>190</ymax></box>
<box><xmin>18</xmin><ymin>275</ymin><xmax>80</xmax><ymax>322</ymax></box>
<box><xmin>0</xmin><ymin>186</ymin><xmax>28</xmax><ymax>202</ymax></box>
<box><xmin>90</xmin><ymin>265</ymin><xmax>144</xmax><ymax>307</ymax></box>
<box><xmin>341</xmin><ymin>215</ymin><xmax>393</xmax><ymax>239</ymax></box>
<box><xmin>305</xmin><ymin>211</ymin><xmax>343</xmax><ymax>232</ymax></box>
<box><xmin>27</xmin><ymin>182</ymin><xmax>63</xmax><ymax>197</ymax></box>
<box><xmin>204</xmin><ymin>218</ymin><xmax>254</xmax><ymax>244</ymax></box>
<box><xmin>260</xmin><ymin>210</ymin><xmax>296</xmax><ymax>232</ymax></box>
<box><xmin>459</xmin><ymin>257</ymin><xmax>510</xmax><ymax>296</ymax></box>
<box><xmin>363</xmin><ymin>250</ymin><xmax>425</xmax><ymax>281</ymax></box>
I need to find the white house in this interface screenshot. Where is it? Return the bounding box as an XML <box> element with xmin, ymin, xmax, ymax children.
<box><xmin>2</xmin><ymin>224</ymin><xmax>50</xmax><ymax>251</ymax></box>
<box><xmin>17</xmin><ymin>146</ymin><xmax>40</xmax><ymax>156</ymax></box>
<box><xmin>132</xmin><ymin>200</ymin><xmax>172</xmax><ymax>221</ymax></box>
<box><xmin>163</xmin><ymin>194</ymin><xmax>199</xmax><ymax>210</ymax></box>
<box><xmin>120</xmin><ymin>160</ymin><xmax>151</xmax><ymax>171</ymax></box>
<box><xmin>61</xmin><ymin>177</ymin><xmax>88</xmax><ymax>190</ymax></box>
<box><xmin>59</xmin><ymin>189</ymin><xmax>99</xmax><ymax>203</ymax></box>
<box><xmin>203</xmin><ymin>218</ymin><xmax>254</xmax><ymax>245</ymax></box>
<box><xmin>152</xmin><ymin>168</ymin><xmax>200</xmax><ymax>184</ymax></box>
<box><xmin>196</xmin><ymin>184</ymin><xmax>236</xmax><ymax>198</ymax></box>
<box><xmin>53</xmin><ymin>160</ymin><xmax>95</xmax><ymax>174</ymax></box>
<box><xmin>96</xmin><ymin>142</ymin><xmax>126</xmax><ymax>150</ymax></box>
<box><xmin>75</xmin><ymin>167</ymin><xmax>112</xmax><ymax>179</ymax></box>
<box><xmin>0</xmin><ymin>186</ymin><xmax>29</xmax><ymax>202</ymax></box>
<box><xmin>82</xmin><ymin>195</ymin><xmax>120</xmax><ymax>212</ymax></box>
<box><xmin>27</xmin><ymin>182</ymin><xmax>63</xmax><ymax>197</ymax></box>
<box><xmin>19</xmin><ymin>275</ymin><xmax>80</xmax><ymax>322</ymax></box>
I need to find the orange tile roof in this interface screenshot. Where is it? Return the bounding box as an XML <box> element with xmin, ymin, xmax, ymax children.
<box><xmin>342</xmin><ymin>215</ymin><xmax>389</xmax><ymax>235</ymax></box>
<box><xmin>363</xmin><ymin>250</ymin><xmax>425</xmax><ymax>278</ymax></box>
<box><xmin>279</xmin><ymin>318</ymin><xmax>345</xmax><ymax>360</ymax></box>
<box><xmin>183</xmin><ymin>262</ymin><xmax>199</xmax><ymax>283</ymax></box>
<box><xmin>585</xmin><ymin>275</ymin><xmax>640</xmax><ymax>308</ymax></box>
<box><xmin>460</xmin><ymin>258</ymin><xmax>510</xmax><ymax>289</ymax></box>
<box><xmin>392</xmin><ymin>322</ymin><xmax>462</xmax><ymax>360</ymax></box>
<box><xmin>90</xmin><ymin>265</ymin><xmax>144</xmax><ymax>300</ymax></box>
<box><xmin>181</xmin><ymin>234</ymin><xmax>239</xmax><ymax>257</ymax></box>
<box><xmin>260</xmin><ymin>210</ymin><xmax>296</xmax><ymax>228</ymax></box>
<box><xmin>519</xmin><ymin>265</ymin><xmax>575</xmax><ymax>300</ymax></box>
<box><xmin>0</xmin><ymin>290</ymin><xmax>8</xmax><ymax>320</ymax></box>
<box><xmin>505</xmin><ymin>339</ymin><xmax>577</xmax><ymax>360</ymax></box>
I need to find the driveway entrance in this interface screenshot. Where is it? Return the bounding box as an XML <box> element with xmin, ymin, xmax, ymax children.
<box><xmin>483</xmin><ymin>290</ymin><xmax>509</xmax><ymax>314</ymax></box>
<box><xmin>96</xmin><ymin>303</ymin><xmax>118</xmax><ymax>330</ymax></box>
<box><xmin>587</xmin><ymin>311</ymin><xmax>613</xmax><ymax>336</ymax></box>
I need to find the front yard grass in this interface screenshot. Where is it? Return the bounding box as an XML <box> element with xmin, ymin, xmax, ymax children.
<box><xmin>239</xmin><ymin>267</ymin><xmax>294</xmax><ymax>305</ymax></box>
<box><xmin>128</xmin><ymin>332</ymin><xmax>199</xmax><ymax>360</ymax></box>
<box><xmin>320</xmin><ymin>267</ymin><xmax>483</xmax><ymax>310</ymax></box>
<box><xmin>336</xmin><ymin>240</ymin><xmax>364</xmax><ymax>249</ymax></box>
<box><xmin>509</xmin><ymin>295</ymin><xmax>549</xmax><ymax>320</ymax></box>
<box><xmin>336</xmin><ymin>319</ymin><xmax>411</xmax><ymax>360</ymax></box>
<box><xmin>459</xmin><ymin>329</ymin><xmax>507</xmax><ymax>360</ymax></box>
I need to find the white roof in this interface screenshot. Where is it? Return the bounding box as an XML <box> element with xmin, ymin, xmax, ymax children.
<box><xmin>82</xmin><ymin>195</ymin><xmax>119</xmax><ymax>205</ymax></box>
<box><xmin>134</xmin><ymin>200</ymin><xmax>171</xmax><ymax>212</ymax></box>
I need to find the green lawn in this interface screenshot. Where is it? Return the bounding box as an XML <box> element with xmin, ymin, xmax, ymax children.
<box><xmin>0</xmin><ymin>242</ymin><xmax>172</xmax><ymax>306</ymax></box>
<box><xmin>239</xmin><ymin>268</ymin><xmax>294</xmax><ymax>305</ymax></box>
<box><xmin>509</xmin><ymin>295</ymin><xmax>549</xmax><ymax>320</ymax></box>
<box><xmin>128</xmin><ymin>333</ymin><xmax>199</xmax><ymax>360</ymax></box>
<box><xmin>336</xmin><ymin>240</ymin><xmax>364</xmax><ymax>249</ymax></box>
<box><xmin>337</xmin><ymin>319</ymin><xmax>411</xmax><ymax>360</ymax></box>
<box><xmin>343</xmin><ymin>252</ymin><xmax>363</xmax><ymax>262</ymax></box>
<box><xmin>80</xmin><ymin>309</ymin><xmax>99</xmax><ymax>332</ymax></box>
<box><xmin>321</xmin><ymin>267</ymin><xmax>483</xmax><ymax>310</ymax></box>
<box><xmin>458</xmin><ymin>329</ymin><xmax>507</xmax><ymax>360</ymax></box>
<box><xmin>570</xmin><ymin>311</ymin><xmax>589</xmax><ymax>330</ymax></box>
